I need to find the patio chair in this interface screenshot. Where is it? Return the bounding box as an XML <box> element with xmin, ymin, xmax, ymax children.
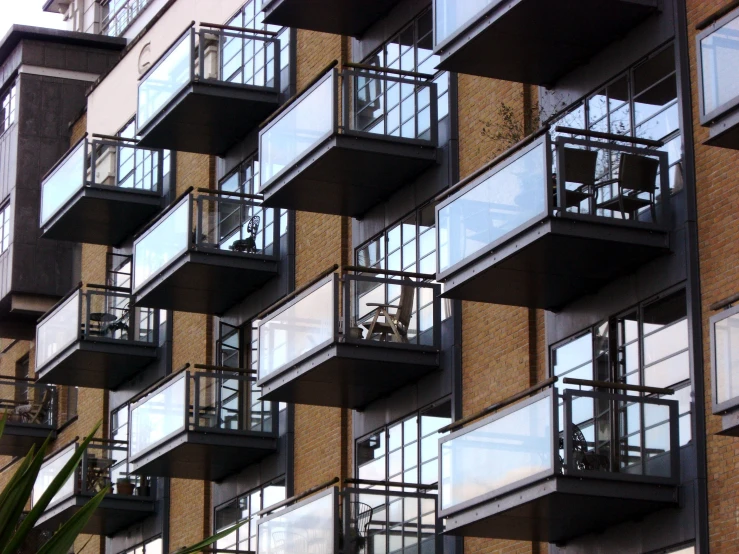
<box><xmin>363</xmin><ymin>279</ymin><xmax>416</xmax><ymax>343</ymax></box>
<box><xmin>595</xmin><ymin>153</ymin><xmax>660</xmax><ymax>221</ymax></box>
<box><xmin>558</xmin><ymin>147</ymin><xmax>598</xmax><ymax>213</ymax></box>
<box><xmin>16</xmin><ymin>389</ymin><xmax>51</xmax><ymax>425</ymax></box>
<box><xmin>230</xmin><ymin>215</ymin><xmax>260</xmax><ymax>254</ymax></box>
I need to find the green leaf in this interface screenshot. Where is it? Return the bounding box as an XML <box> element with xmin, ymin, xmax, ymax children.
<box><xmin>1</xmin><ymin>421</ymin><xmax>102</xmax><ymax>554</ymax></box>
<box><xmin>0</xmin><ymin>411</ymin><xmax>6</xmax><ymax>439</ymax></box>
<box><xmin>0</xmin><ymin>442</ymin><xmax>47</xmax><ymax>548</ymax></box>
<box><xmin>170</xmin><ymin>518</ymin><xmax>249</xmax><ymax>554</ymax></box>
<box><xmin>36</xmin><ymin>487</ymin><xmax>108</xmax><ymax>554</ymax></box>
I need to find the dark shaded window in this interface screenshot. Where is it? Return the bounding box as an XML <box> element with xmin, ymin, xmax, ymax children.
<box><xmin>0</xmin><ymin>83</ymin><xmax>17</xmax><ymax>136</ymax></box>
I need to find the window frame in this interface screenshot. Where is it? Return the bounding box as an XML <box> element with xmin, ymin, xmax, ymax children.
<box><xmin>697</xmin><ymin>7</ymin><xmax>739</xmax><ymax>125</ymax></box>
<box><xmin>0</xmin><ymin>82</ymin><xmax>17</xmax><ymax>137</ymax></box>
<box><xmin>0</xmin><ymin>200</ymin><xmax>11</xmax><ymax>254</ymax></box>
<box><xmin>710</xmin><ymin>302</ymin><xmax>739</xmax><ymax>414</ymax></box>
<box><xmin>117</xmin><ymin>535</ymin><xmax>163</xmax><ymax>554</ymax></box>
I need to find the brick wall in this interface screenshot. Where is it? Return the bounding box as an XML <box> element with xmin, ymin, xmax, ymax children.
<box><xmin>688</xmin><ymin>1</ymin><xmax>739</xmax><ymax>553</ymax></box>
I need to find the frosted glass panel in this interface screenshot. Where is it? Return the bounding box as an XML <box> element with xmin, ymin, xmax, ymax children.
<box><xmin>258</xmin><ymin>280</ymin><xmax>334</xmax><ymax>380</ymax></box>
<box><xmin>33</xmin><ymin>445</ymin><xmax>75</xmax><ymax>508</ymax></box>
<box><xmin>130</xmin><ymin>375</ymin><xmax>186</xmax><ymax>458</ymax></box>
<box><xmin>41</xmin><ymin>141</ymin><xmax>85</xmax><ymax>225</ymax></box>
<box><xmin>715</xmin><ymin>312</ymin><xmax>739</xmax><ymax>405</ymax></box>
<box><xmin>36</xmin><ymin>292</ymin><xmax>80</xmax><ymax>369</ymax></box>
<box><xmin>701</xmin><ymin>16</ymin><xmax>739</xmax><ymax>115</ymax></box>
<box><xmin>435</xmin><ymin>0</ymin><xmax>499</xmax><ymax>45</ymax></box>
<box><xmin>134</xmin><ymin>200</ymin><xmax>189</xmax><ymax>290</ymax></box>
<box><xmin>258</xmin><ymin>492</ymin><xmax>335</xmax><ymax>554</ymax></box>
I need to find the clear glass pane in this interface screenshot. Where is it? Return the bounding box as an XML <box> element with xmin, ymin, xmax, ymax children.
<box><xmin>40</xmin><ymin>141</ymin><xmax>85</xmax><ymax>225</ymax></box>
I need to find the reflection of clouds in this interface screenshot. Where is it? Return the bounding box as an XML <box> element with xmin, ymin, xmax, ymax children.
<box><xmin>444</xmin><ymin>462</ymin><xmax>550</xmax><ymax>509</ymax></box>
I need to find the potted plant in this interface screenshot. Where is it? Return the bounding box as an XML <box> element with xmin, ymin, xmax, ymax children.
<box><xmin>116</xmin><ymin>476</ymin><xmax>135</xmax><ymax>496</ymax></box>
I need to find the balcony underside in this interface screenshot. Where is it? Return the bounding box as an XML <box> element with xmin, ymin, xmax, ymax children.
<box><xmin>0</xmin><ymin>425</ymin><xmax>56</xmax><ymax>457</ymax></box>
<box><xmin>135</xmin><ymin>251</ymin><xmax>279</xmax><ymax>315</ymax></box>
<box><xmin>259</xmin><ymin>343</ymin><xmax>439</xmax><ymax>409</ymax></box>
<box><xmin>717</xmin><ymin>410</ymin><xmax>739</xmax><ymax>437</ymax></box>
<box><xmin>263</xmin><ymin>0</ymin><xmax>399</xmax><ymax>36</ymax></box>
<box><xmin>705</xmin><ymin>109</ymin><xmax>739</xmax><ymax>150</ymax></box>
<box><xmin>444</xmin><ymin>476</ymin><xmax>678</xmax><ymax>544</ymax></box>
<box><xmin>40</xmin><ymin>187</ymin><xmax>162</xmax><ymax>246</ymax></box>
<box><xmin>137</xmin><ymin>82</ymin><xmax>280</xmax><ymax>155</ymax></box>
<box><xmin>261</xmin><ymin>135</ymin><xmax>438</xmax><ymax>217</ymax></box>
<box><xmin>441</xmin><ymin>218</ymin><xmax>669</xmax><ymax>311</ymax></box>
<box><xmin>0</xmin><ymin>293</ymin><xmax>60</xmax><ymax>340</ymax></box>
<box><xmin>129</xmin><ymin>430</ymin><xmax>277</xmax><ymax>481</ymax></box>
<box><xmin>36</xmin><ymin>340</ymin><xmax>158</xmax><ymax>390</ymax></box>
<box><xmin>436</xmin><ymin>0</ymin><xmax>658</xmax><ymax>85</ymax></box>
<box><xmin>35</xmin><ymin>495</ymin><xmax>156</xmax><ymax>536</ymax></box>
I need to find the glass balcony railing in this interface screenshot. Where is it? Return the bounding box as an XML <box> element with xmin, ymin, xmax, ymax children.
<box><xmin>32</xmin><ymin>440</ymin><xmax>154</xmax><ymax>512</ymax></box>
<box><xmin>257</xmin><ymin>270</ymin><xmax>440</xmax><ymax>384</ymax></box>
<box><xmin>101</xmin><ymin>0</ymin><xmax>153</xmax><ymax>37</ymax></box>
<box><xmin>699</xmin><ymin>8</ymin><xmax>739</xmax><ymax>124</ymax></box>
<box><xmin>129</xmin><ymin>365</ymin><xmax>276</xmax><ymax>462</ymax></box>
<box><xmin>259</xmin><ymin>66</ymin><xmax>438</xmax><ymax>193</ymax></box>
<box><xmin>0</xmin><ymin>378</ymin><xmax>57</xmax><ymax>429</ymax></box>
<box><xmin>35</xmin><ymin>287</ymin><xmax>158</xmax><ymax>372</ymax></box>
<box><xmin>437</xmin><ymin>131</ymin><xmax>671</xmax><ymax>278</ymax></box>
<box><xmin>133</xmin><ymin>192</ymin><xmax>279</xmax><ymax>294</ymax></box>
<box><xmin>711</xmin><ymin>305</ymin><xmax>739</xmax><ymax>414</ymax></box>
<box><xmin>137</xmin><ymin>24</ymin><xmax>281</xmax><ymax>133</ymax></box>
<box><xmin>440</xmin><ymin>385</ymin><xmax>680</xmax><ymax>517</ymax></box>
<box><xmin>434</xmin><ymin>0</ymin><xmax>498</xmax><ymax>49</ymax></box>
<box><xmin>40</xmin><ymin>137</ymin><xmax>163</xmax><ymax>228</ymax></box>
<box><xmin>257</xmin><ymin>482</ymin><xmax>441</xmax><ymax>554</ymax></box>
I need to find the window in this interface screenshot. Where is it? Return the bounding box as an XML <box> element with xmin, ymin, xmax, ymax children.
<box><xmin>552</xmin><ymin>289</ymin><xmax>691</xmax><ymax>446</ymax></box>
<box><xmin>102</xmin><ymin>0</ymin><xmax>154</xmax><ymax>37</ymax></box>
<box><xmin>226</xmin><ymin>0</ymin><xmax>290</xmax><ymax>92</ymax></box>
<box><xmin>106</xmin><ymin>253</ymin><xmax>158</xmax><ymax>342</ymax></box>
<box><xmin>15</xmin><ymin>355</ymin><xmax>30</xmax><ymax>404</ymax></box>
<box><xmin>215</xmin><ymin>479</ymin><xmax>287</xmax><ymax>552</ymax></box>
<box><xmin>118</xmin><ymin>120</ymin><xmax>162</xmax><ymax>191</ymax></box>
<box><xmin>0</xmin><ymin>202</ymin><xmax>11</xmax><ymax>254</ymax></box>
<box><xmin>119</xmin><ymin>537</ymin><xmax>163</xmax><ymax>554</ymax></box>
<box><xmin>365</xmin><ymin>7</ymin><xmax>450</xmax><ymax>122</ymax></box>
<box><xmin>357</xmin><ymin>401</ymin><xmax>451</xmax><ymax>486</ymax></box>
<box><xmin>550</xmin><ymin>44</ymin><xmax>682</xmax><ymax>190</ymax></box>
<box><xmin>0</xmin><ymin>83</ymin><xmax>17</xmax><ymax>136</ymax></box>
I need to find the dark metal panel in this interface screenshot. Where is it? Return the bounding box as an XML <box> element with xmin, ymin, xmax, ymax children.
<box><xmin>134</xmin><ymin>251</ymin><xmax>279</xmax><ymax>315</ymax></box>
<box><xmin>137</xmin><ymin>83</ymin><xmax>280</xmax><ymax>156</ymax></box>
<box><xmin>0</xmin><ymin>424</ymin><xmax>56</xmax><ymax>457</ymax></box>
<box><xmin>34</xmin><ymin>495</ymin><xmax>156</xmax><ymax>536</ymax></box>
<box><xmin>263</xmin><ymin>0</ymin><xmax>400</xmax><ymax>36</ymax></box>
<box><xmin>35</xmin><ymin>340</ymin><xmax>158</xmax><ymax>390</ymax></box>
<box><xmin>704</xmin><ymin>106</ymin><xmax>739</xmax><ymax>150</ymax></box>
<box><xmin>435</xmin><ymin>0</ymin><xmax>659</xmax><ymax>86</ymax></box>
<box><xmin>40</xmin><ymin>187</ymin><xmax>163</xmax><ymax>246</ymax></box>
<box><xmin>261</xmin><ymin>134</ymin><xmax>438</xmax><ymax>217</ymax></box>
<box><xmin>128</xmin><ymin>430</ymin><xmax>278</xmax><ymax>482</ymax></box>
<box><xmin>259</xmin><ymin>343</ymin><xmax>440</xmax><ymax>409</ymax></box>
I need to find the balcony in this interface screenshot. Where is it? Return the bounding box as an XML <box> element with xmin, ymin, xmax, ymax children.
<box><xmin>128</xmin><ymin>365</ymin><xmax>277</xmax><ymax>481</ymax></box>
<box><xmin>133</xmin><ymin>191</ymin><xmax>280</xmax><ymax>315</ymax></box>
<box><xmin>0</xmin><ymin>379</ymin><xmax>56</xmax><ymax>457</ymax></box>
<box><xmin>710</xmin><ymin>304</ymin><xmax>739</xmax><ymax>435</ymax></box>
<box><xmin>698</xmin><ymin>7</ymin><xmax>739</xmax><ymax>149</ymax></box>
<box><xmin>34</xmin><ymin>286</ymin><xmax>158</xmax><ymax>390</ymax></box>
<box><xmin>256</xmin><ymin>269</ymin><xmax>440</xmax><ymax>409</ymax></box>
<box><xmin>40</xmin><ymin>137</ymin><xmax>164</xmax><ymax>246</ymax></box>
<box><xmin>433</xmin><ymin>0</ymin><xmax>659</xmax><ymax>85</ymax></box>
<box><xmin>259</xmin><ymin>66</ymin><xmax>438</xmax><ymax>217</ymax></box>
<box><xmin>262</xmin><ymin>0</ymin><xmax>399</xmax><ymax>37</ymax></box>
<box><xmin>136</xmin><ymin>23</ymin><xmax>281</xmax><ymax>155</ymax></box>
<box><xmin>436</xmin><ymin>130</ymin><xmax>671</xmax><ymax>311</ymax></box>
<box><xmin>257</xmin><ymin>481</ymin><xmax>440</xmax><ymax>554</ymax></box>
<box><xmin>439</xmin><ymin>382</ymin><xmax>680</xmax><ymax>543</ymax></box>
<box><xmin>33</xmin><ymin>440</ymin><xmax>156</xmax><ymax>536</ymax></box>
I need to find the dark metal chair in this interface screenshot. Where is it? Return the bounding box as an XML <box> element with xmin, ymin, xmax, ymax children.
<box><xmin>229</xmin><ymin>215</ymin><xmax>261</xmax><ymax>254</ymax></box>
<box><xmin>558</xmin><ymin>147</ymin><xmax>598</xmax><ymax>213</ymax></box>
<box><xmin>559</xmin><ymin>422</ymin><xmax>611</xmax><ymax>472</ymax></box>
<box><xmin>595</xmin><ymin>153</ymin><xmax>660</xmax><ymax>221</ymax></box>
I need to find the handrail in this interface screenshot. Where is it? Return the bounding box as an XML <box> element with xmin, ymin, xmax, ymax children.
<box><xmin>562</xmin><ymin>377</ymin><xmax>674</xmax><ymax>396</ymax></box>
<box><xmin>128</xmin><ymin>363</ymin><xmax>190</xmax><ymax>406</ymax></box>
<box><xmin>435</xmin><ymin>126</ymin><xmax>551</xmax><ymax>204</ymax></box>
<box><xmin>343</xmin><ymin>62</ymin><xmax>435</xmax><ymax>81</ymax></box>
<box><xmin>710</xmin><ymin>292</ymin><xmax>739</xmax><ymax>311</ymax></box>
<box><xmin>696</xmin><ymin>0</ymin><xmax>739</xmax><ymax>29</ymax></box>
<box><xmin>193</xmin><ymin>363</ymin><xmax>256</xmax><ymax>375</ymax></box>
<box><xmin>344</xmin><ymin>478</ymin><xmax>437</xmax><ymax>490</ymax></box>
<box><xmin>86</xmin><ymin>283</ymin><xmax>132</xmax><ymax>293</ymax></box>
<box><xmin>199</xmin><ymin>22</ymin><xmax>279</xmax><ymax>36</ymax></box>
<box><xmin>40</xmin><ymin>134</ymin><xmax>87</xmax><ymax>183</ymax></box>
<box><xmin>196</xmin><ymin>188</ymin><xmax>264</xmax><ymax>201</ymax></box>
<box><xmin>259</xmin><ymin>60</ymin><xmax>339</xmax><ymax>130</ymax></box>
<box><xmin>91</xmin><ymin>133</ymin><xmax>140</xmax><ymax>144</ymax></box>
<box><xmin>438</xmin><ymin>377</ymin><xmax>558</xmax><ymax>434</ymax></box>
<box><xmin>554</xmin><ymin>126</ymin><xmax>664</xmax><ymax>148</ymax></box>
<box><xmin>254</xmin><ymin>264</ymin><xmax>339</xmax><ymax>321</ymax></box>
<box><xmin>342</xmin><ymin>265</ymin><xmax>436</xmax><ymax>281</ymax></box>
<box><xmin>255</xmin><ymin>477</ymin><xmax>340</xmax><ymax>517</ymax></box>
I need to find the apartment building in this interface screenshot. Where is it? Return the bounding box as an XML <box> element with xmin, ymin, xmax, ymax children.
<box><xmin>1</xmin><ymin>0</ymin><xmax>738</xmax><ymax>552</ymax></box>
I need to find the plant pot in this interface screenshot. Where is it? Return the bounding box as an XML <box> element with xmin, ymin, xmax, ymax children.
<box><xmin>136</xmin><ymin>485</ymin><xmax>151</xmax><ymax>497</ymax></box>
<box><xmin>116</xmin><ymin>479</ymin><xmax>135</xmax><ymax>496</ymax></box>
<box><xmin>348</xmin><ymin>326</ymin><xmax>364</xmax><ymax>340</ymax></box>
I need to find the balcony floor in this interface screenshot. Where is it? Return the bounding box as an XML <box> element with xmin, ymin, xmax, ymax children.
<box><xmin>137</xmin><ymin>82</ymin><xmax>280</xmax><ymax>155</ymax></box>
<box><xmin>705</xmin><ymin>108</ymin><xmax>739</xmax><ymax>150</ymax></box>
<box><xmin>36</xmin><ymin>340</ymin><xmax>158</xmax><ymax>390</ymax></box>
<box><xmin>261</xmin><ymin>134</ymin><xmax>438</xmax><ymax>217</ymax></box>
<box><xmin>129</xmin><ymin>430</ymin><xmax>277</xmax><ymax>481</ymax></box>
<box><xmin>259</xmin><ymin>342</ymin><xmax>439</xmax><ymax>409</ymax></box>
<box><xmin>436</xmin><ymin>0</ymin><xmax>659</xmax><ymax>85</ymax></box>
<box><xmin>0</xmin><ymin>425</ymin><xmax>56</xmax><ymax>457</ymax></box>
<box><xmin>35</xmin><ymin>494</ymin><xmax>156</xmax><ymax>536</ymax></box>
<box><xmin>263</xmin><ymin>0</ymin><xmax>399</xmax><ymax>36</ymax></box>
<box><xmin>135</xmin><ymin>250</ymin><xmax>279</xmax><ymax>315</ymax></box>
<box><xmin>41</xmin><ymin>187</ymin><xmax>162</xmax><ymax>246</ymax></box>
<box><xmin>444</xmin><ymin>475</ymin><xmax>678</xmax><ymax>544</ymax></box>
<box><xmin>441</xmin><ymin>217</ymin><xmax>670</xmax><ymax>311</ymax></box>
